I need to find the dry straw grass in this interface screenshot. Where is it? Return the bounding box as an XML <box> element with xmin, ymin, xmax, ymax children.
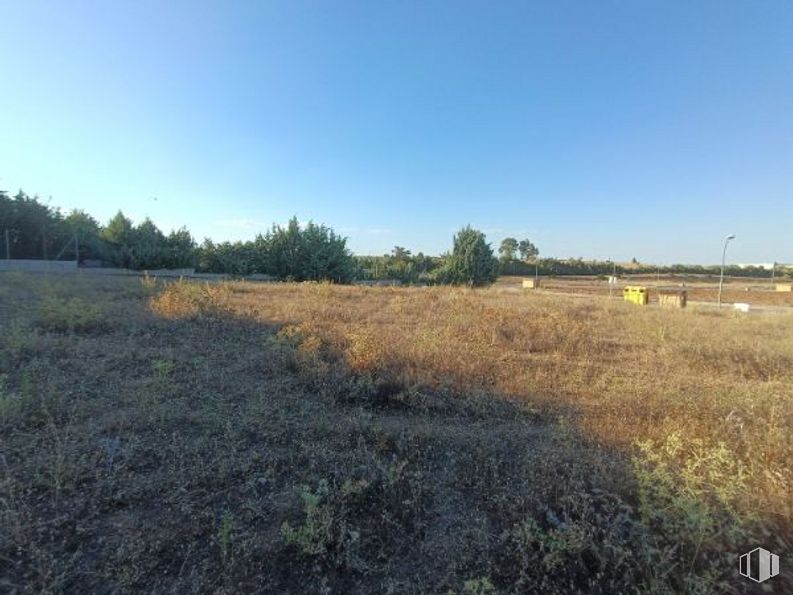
<box><xmin>209</xmin><ymin>281</ymin><xmax>793</xmax><ymax>522</ymax></box>
<box><xmin>2</xmin><ymin>274</ymin><xmax>791</xmax><ymax>592</ymax></box>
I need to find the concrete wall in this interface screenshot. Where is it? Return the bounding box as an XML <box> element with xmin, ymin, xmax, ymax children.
<box><xmin>0</xmin><ymin>263</ymin><xmax>280</xmax><ymax>283</ymax></box>
<box><xmin>0</xmin><ymin>259</ymin><xmax>78</xmax><ymax>273</ymax></box>
<box><xmin>82</xmin><ymin>267</ymin><xmax>196</xmax><ymax>277</ymax></box>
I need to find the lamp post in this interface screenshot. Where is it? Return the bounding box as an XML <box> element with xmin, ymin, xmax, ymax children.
<box><xmin>717</xmin><ymin>234</ymin><xmax>735</xmax><ymax>308</ymax></box>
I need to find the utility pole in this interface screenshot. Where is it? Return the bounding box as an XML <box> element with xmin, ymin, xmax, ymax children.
<box><xmin>717</xmin><ymin>234</ymin><xmax>736</xmax><ymax>309</ymax></box>
<box><xmin>74</xmin><ymin>234</ymin><xmax>79</xmax><ymax>265</ymax></box>
<box><xmin>4</xmin><ymin>229</ymin><xmax>9</xmax><ymax>260</ymax></box>
<box><xmin>771</xmin><ymin>262</ymin><xmax>776</xmax><ymax>285</ymax></box>
<box><xmin>609</xmin><ymin>258</ymin><xmax>614</xmax><ymax>299</ymax></box>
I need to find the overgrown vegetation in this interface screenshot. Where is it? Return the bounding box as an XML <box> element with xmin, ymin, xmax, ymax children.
<box><xmin>1</xmin><ymin>274</ymin><xmax>790</xmax><ymax>592</ymax></box>
<box><xmin>355</xmin><ymin>247</ymin><xmax>442</xmax><ymax>284</ymax></box>
<box><xmin>1</xmin><ymin>192</ymin><xmax>356</xmax><ymax>281</ymax></box>
<box><xmin>4</xmin><ymin>190</ymin><xmax>789</xmax><ymax>282</ymax></box>
<box><xmin>434</xmin><ymin>225</ymin><xmax>499</xmax><ymax>286</ymax></box>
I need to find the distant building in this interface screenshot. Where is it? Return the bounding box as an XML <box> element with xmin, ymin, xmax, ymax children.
<box><xmin>736</xmin><ymin>263</ymin><xmax>776</xmax><ymax>270</ymax></box>
<box><xmin>736</xmin><ymin>263</ymin><xmax>793</xmax><ymax>271</ymax></box>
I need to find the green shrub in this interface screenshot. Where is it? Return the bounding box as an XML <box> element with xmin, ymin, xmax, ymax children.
<box><xmin>217</xmin><ymin>510</ymin><xmax>234</xmax><ymax>564</ymax></box>
<box><xmin>37</xmin><ymin>295</ymin><xmax>106</xmax><ymax>334</ymax></box>
<box><xmin>152</xmin><ymin>359</ymin><xmax>175</xmax><ymax>379</ymax></box>
<box><xmin>281</xmin><ymin>480</ymin><xmax>335</xmax><ymax>557</ymax></box>
<box><xmin>434</xmin><ymin>226</ymin><xmax>498</xmax><ymax>287</ymax></box>
<box><xmin>632</xmin><ymin>433</ymin><xmax>754</xmax><ymax>591</ymax></box>
<box><xmin>0</xmin><ymin>375</ymin><xmax>25</xmax><ymax>423</ymax></box>
<box><xmin>463</xmin><ymin>577</ymin><xmax>496</xmax><ymax>594</ymax></box>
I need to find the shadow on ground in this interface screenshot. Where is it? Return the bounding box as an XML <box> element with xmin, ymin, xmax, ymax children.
<box><xmin>0</xmin><ymin>274</ymin><xmax>788</xmax><ymax>593</ymax></box>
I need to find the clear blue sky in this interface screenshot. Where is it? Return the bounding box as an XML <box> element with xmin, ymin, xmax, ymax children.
<box><xmin>1</xmin><ymin>1</ymin><xmax>791</xmax><ymax>263</ymax></box>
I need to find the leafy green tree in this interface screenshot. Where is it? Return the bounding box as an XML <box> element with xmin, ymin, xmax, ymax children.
<box><xmin>100</xmin><ymin>211</ymin><xmax>135</xmax><ymax>267</ymax></box>
<box><xmin>63</xmin><ymin>210</ymin><xmax>100</xmax><ymax>240</ymax></box>
<box><xmin>165</xmin><ymin>227</ymin><xmax>196</xmax><ymax>268</ymax></box>
<box><xmin>266</xmin><ymin>217</ymin><xmax>305</xmax><ymax>280</ymax></box>
<box><xmin>264</xmin><ymin>217</ymin><xmax>354</xmax><ymax>282</ymax></box>
<box><xmin>1</xmin><ymin>190</ymin><xmax>66</xmax><ymax>259</ymax></box>
<box><xmin>499</xmin><ymin>237</ymin><xmax>518</xmax><ymax>261</ymax></box>
<box><xmin>101</xmin><ymin>211</ymin><xmax>134</xmax><ymax>245</ymax></box>
<box><xmin>100</xmin><ymin>213</ymin><xmax>194</xmax><ymax>269</ymax></box>
<box><xmin>518</xmin><ymin>239</ymin><xmax>539</xmax><ymax>262</ymax></box>
<box><xmin>196</xmin><ymin>239</ymin><xmax>253</xmax><ymax>275</ymax></box>
<box><xmin>61</xmin><ymin>210</ymin><xmax>102</xmax><ymax>261</ymax></box>
<box><xmin>354</xmin><ymin>252</ymin><xmax>441</xmax><ymax>283</ymax></box>
<box><xmin>299</xmin><ymin>221</ymin><xmax>355</xmax><ymax>282</ymax></box>
<box><xmin>392</xmin><ymin>246</ymin><xmax>411</xmax><ymax>260</ymax></box>
<box><xmin>128</xmin><ymin>218</ymin><xmax>166</xmax><ymax>269</ymax></box>
<box><xmin>436</xmin><ymin>226</ymin><xmax>499</xmax><ymax>286</ymax></box>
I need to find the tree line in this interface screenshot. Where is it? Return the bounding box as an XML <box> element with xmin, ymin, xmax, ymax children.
<box><xmin>195</xmin><ymin>218</ymin><xmax>355</xmax><ymax>282</ymax></box>
<box><xmin>0</xmin><ymin>191</ymin><xmax>500</xmax><ymax>285</ymax></box>
<box><xmin>1</xmin><ymin>191</ymin><xmax>195</xmax><ymax>269</ymax></box>
<box><xmin>0</xmin><ymin>191</ymin><xmax>357</xmax><ymax>282</ymax></box>
<box><xmin>2</xmin><ymin>189</ymin><xmax>787</xmax><ymax>284</ymax></box>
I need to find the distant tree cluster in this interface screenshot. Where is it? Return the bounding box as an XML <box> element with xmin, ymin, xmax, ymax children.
<box><xmin>196</xmin><ymin>218</ymin><xmax>355</xmax><ymax>283</ymax></box>
<box><xmin>1</xmin><ymin>191</ymin><xmax>354</xmax><ymax>281</ymax></box>
<box><xmin>356</xmin><ymin>229</ymin><xmax>499</xmax><ymax>287</ymax></box>
<box><xmin>0</xmin><ymin>191</ymin><xmax>195</xmax><ymax>269</ymax></box>
<box><xmin>355</xmin><ymin>247</ymin><xmax>442</xmax><ymax>284</ymax></box>
<box><xmin>3</xmin><ymin>189</ymin><xmax>787</xmax><ymax>284</ymax></box>
<box><xmin>499</xmin><ymin>237</ymin><xmax>539</xmax><ymax>263</ymax></box>
<box><xmin>100</xmin><ymin>212</ymin><xmax>195</xmax><ymax>269</ymax></box>
<box><xmin>0</xmin><ymin>191</ymin><xmax>104</xmax><ymax>261</ymax></box>
<box><xmin>501</xmin><ymin>257</ymin><xmax>787</xmax><ymax>279</ymax></box>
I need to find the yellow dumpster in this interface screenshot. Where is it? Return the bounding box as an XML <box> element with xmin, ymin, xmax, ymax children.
<box><xmin>623</xmin><ymin>286</ymin><xmax>648</xmax><ymax>305</ymax></box>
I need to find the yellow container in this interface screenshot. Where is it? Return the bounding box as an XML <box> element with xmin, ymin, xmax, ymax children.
<box><xmin>522</xmin><ymin>278</ymin><xmax>540</xmax><ymax>289</ymax></box>
<box><xmin>658</xmin><ymin>288</ymin><xmax>687</xmax><ymax>309</ymax></box>
<box><xmin>623</xmin><ymin>285</ymin><xmax>648</xmax><ymax>305</ymax></box>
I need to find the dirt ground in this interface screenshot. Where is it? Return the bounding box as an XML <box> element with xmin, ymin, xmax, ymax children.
<box><xmin>497</xmin><ymin>275</ymin><xmax>793</xmax><ymax>308</ymax></box>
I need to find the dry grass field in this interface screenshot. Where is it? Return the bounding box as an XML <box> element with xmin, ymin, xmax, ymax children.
<box><xmin>1</xmin><ymin>273</ymin><xmax>791</xmax><ymax>593</ymax></box>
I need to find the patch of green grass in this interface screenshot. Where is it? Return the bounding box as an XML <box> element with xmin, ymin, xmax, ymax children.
<box><xmin>36</xmin><ymin>294</ymin><xmax>107</xmax><ymax>334</ymax></box>
<box><xmin>632</xmin><ymin>432</ymin><xmax>755</xmax><ymax>591</ymax></box>
<box><xmin>281</xmin><ymin>480</ymin><xmax>335</xmax><ymax>557</ymax></box>
<box><xmin>463</xmin><ymin>576</ymin><xmax>496</xmax><ymax>595</ymax></box>
<box><xmin>217</xmin><ymin>510</ymin><xmax>234</xmax><ymax>565</ymax></box>
<box><xmin>0</xmin><ymin>374</ymin><xmax>24</xmax><ymax>423</ymax></box>
<box><xmin>151</xmin><ymin>358</ymin><xmax>175</xmax><ymax>379</ymax></box>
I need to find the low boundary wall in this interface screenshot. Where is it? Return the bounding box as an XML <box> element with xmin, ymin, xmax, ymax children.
<box><xmin>0</xmin><ymin>262</ymin><xmax>277</xmax><ymax>283</ymax></box>
<box><xmin>0</xmin><ymin>259</ymin><xmax>78</xmax><ymax>273</ymax></box>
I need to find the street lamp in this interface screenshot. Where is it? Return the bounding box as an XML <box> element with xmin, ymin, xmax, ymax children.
<box><xmin>717</xmin><ymin>234</ymin><xmax>736</xmax><ymax>308</ymax></box>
